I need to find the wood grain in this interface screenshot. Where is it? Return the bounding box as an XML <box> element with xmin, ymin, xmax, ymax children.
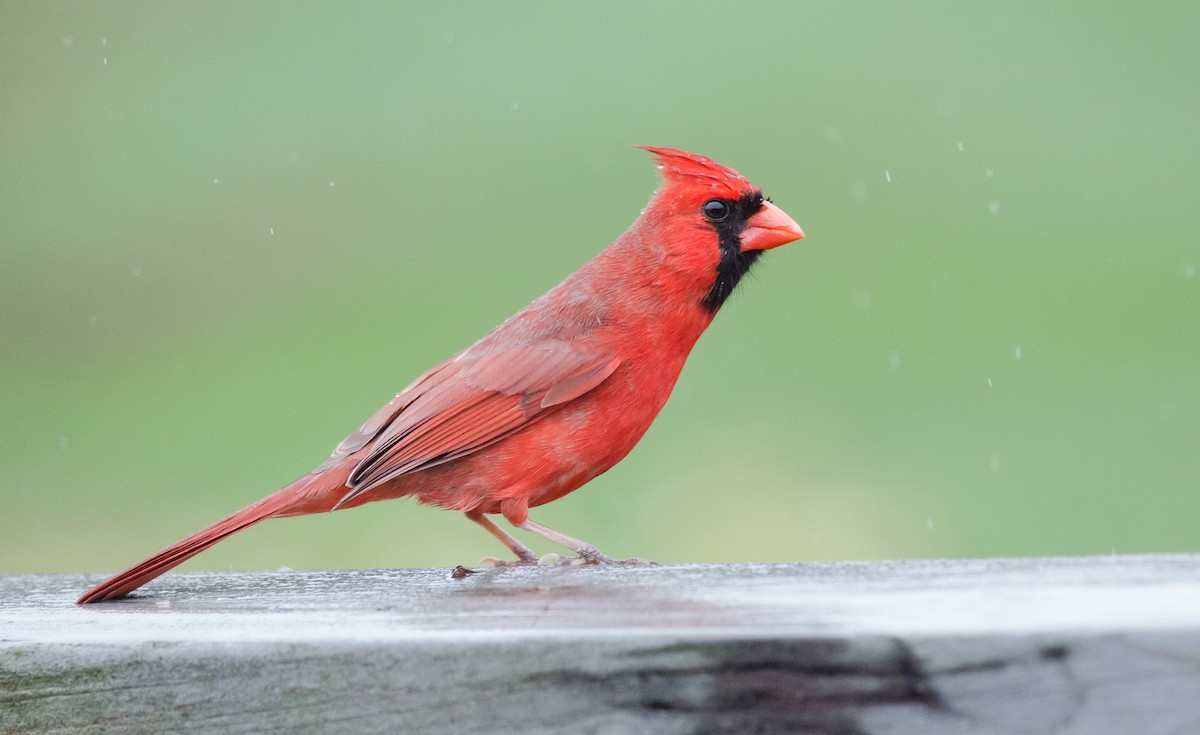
<box><xmin>4</xmin><ymin>556</ymin><xmax>1200</xmax><ymax>733</ymax></box>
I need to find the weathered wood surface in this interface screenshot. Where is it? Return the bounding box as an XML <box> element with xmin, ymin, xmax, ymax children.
<box><xmin>3</xmin><ymin>555</ymin><xmax>1200</xmax><ymax>734</ymax></box>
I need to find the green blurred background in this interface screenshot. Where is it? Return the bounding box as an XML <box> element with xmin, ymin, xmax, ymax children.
<box><xmin>2</xmin><ymin>3</ymin><xmax>1197</xmax><ymax>575</ymax></box>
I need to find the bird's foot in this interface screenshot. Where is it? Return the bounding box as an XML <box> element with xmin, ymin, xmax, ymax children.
<box><xmin>478</xmin><ymin>552</ymin><xmax>658</xmax><ymax>568</ymax></box>
<box><xmin>614</xmin><ymin>557</ymin><xmax>659</xmax><ymax>567</ymax></box>
<box><xmin>478</xmin><ymin>553</ymin><xmax>543</xmax><ymax>567</ymax></box>
<box><xmin>554</xmin><ymin>552</ymin><xmax>659</xmax><ymax>567</ymax></box>
<box><xmin>481</xmin><ymin>552</ymin><xmax>611</xmax><ymax>566</ymax></box>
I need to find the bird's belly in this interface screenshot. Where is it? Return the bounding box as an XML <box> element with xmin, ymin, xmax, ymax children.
<box><xmin>397</xmin><ymin>360</ymin><xmax>679</xmax><ymax>516</ymax></box>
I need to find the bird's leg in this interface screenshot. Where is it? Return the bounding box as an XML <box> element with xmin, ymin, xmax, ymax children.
<box><xmin>514</xmin><ymin>519</ymin><xmax>658</xmax><ymax>566</ymax></box>
<box><xmin>514</xmin><ymin>518</ymin><xmax>617</xmax><ymax>565</ymax></box>
<box><xmin>465</xmin><ymin>511</ymin><xmax>538</xmax><ymax>566</ymax></box>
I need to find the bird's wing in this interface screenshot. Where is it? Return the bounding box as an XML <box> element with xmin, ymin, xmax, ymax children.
<box><xmin>324</xmin><ymin>339</ymin><xmax>622</xmax><ymax>507</ymax></box>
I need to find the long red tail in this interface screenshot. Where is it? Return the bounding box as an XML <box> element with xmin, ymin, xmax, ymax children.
<box><xmin>76</xmin><ymin>480</ymin><xmax>320</xmax><ymax>604</ymax></box>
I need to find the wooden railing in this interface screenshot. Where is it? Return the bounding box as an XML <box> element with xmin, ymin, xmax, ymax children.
<box><xmin>3</xmin><ymin>555</ymin><xmax>1199</xmax><ymax>733</ymax></box>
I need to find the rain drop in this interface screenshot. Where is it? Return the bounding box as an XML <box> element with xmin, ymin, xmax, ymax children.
<box><xmin>956</xmin><ymin>141</ymin><xmax>964</xmax><ymax>152</ymax></box>
<box><xmin>989</xmin><ymin>455</ymin><xmax>1000</xmax><ymax>472</ymax></box>
<box><xmin>989</xmin><ymin>201</ymin><xmax>1000</xmax><ymax>214</ymax></box>
<box><xmin>985</xmin><ymin>168</ymin><xmax>994</xmax><ymax>178</ymax></box>
<box><xmin>887</xmin><ymin>351</ymin><xmax>900</xmax><ymax>370</ymax></box>
<box><xmin>62</xmin><ymin>35</ymin><xmax>74</xmax><ymax>48</ymax></box>
<box><xmin>58</xmin><ymin>436</ymin><xmax>70</xmax><ymax>450</ymax></box>
<box><xmin>987</xmin><ymin>377</ymin><xmax>993</xmax><ymax>388</ymax></box>
<box><xmin>884</xmin><ymin>170</ymin><xmax>891</xmax><ymax>183</ymax></box>
<box><xmin>1015</xmin><ymin>344</ymin><xmax>1022</xmax><ymax>361</ymax></box>
<box><xmin>269</xmin><ymin>227</ymin><xmax>275</xmax><ymax>236</ymax></box>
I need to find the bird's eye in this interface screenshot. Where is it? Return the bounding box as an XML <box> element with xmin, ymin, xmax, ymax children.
<box><xmin>702</xmin><ymin>199</ymin><xmax>729</xmax><ymax>222</ymax></box>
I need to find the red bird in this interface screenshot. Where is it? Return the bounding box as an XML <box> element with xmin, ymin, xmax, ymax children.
<box><xmin>77</xmin><ymin>147</ymin><xmax>804</xmax><ymax>604</ymax></box>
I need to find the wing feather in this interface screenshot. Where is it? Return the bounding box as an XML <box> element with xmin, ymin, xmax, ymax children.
<box><xmin>314</xmin><ymin>358</ymin><xmax>461</xmax><ymax>473</ymax></box>
<box><xmin>329</xmin><ymin>339</ymin><xmax>622</xmax><ymax>508</ymax></box>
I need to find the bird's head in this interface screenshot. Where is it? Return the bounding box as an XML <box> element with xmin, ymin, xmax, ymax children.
<box><xmin>635</xmin><ymin>147</ymin><xmax>804</xmax><ymax>311</ymax></box>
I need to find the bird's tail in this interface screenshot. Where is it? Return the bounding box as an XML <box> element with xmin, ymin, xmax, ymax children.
<box><xmin>76</xmin><ymin>476</ymin><xmax>325</xmax><ymax>605</ymax></box>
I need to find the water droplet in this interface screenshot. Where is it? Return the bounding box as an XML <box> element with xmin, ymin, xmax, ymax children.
<box><xmin>87</xmin><ymin>314</ymin><xmax>98</xmax><ymax>327</ymax></box>
<box><xmin>887</xmin><ymin>351</ymin><xmax>900</xmax><ymax>370</ymax></box>
<box><xmin>926</xmin><ymin>518</ymin><xmax>934</xmax><ymax>530</ymax></box>
<box><xmin>269</xmin><ymin>227</ymin><xmax>275</xmax><ymax>236</ymax></box>
<box><xmin>102</xmin><ymin>57</ymin><xmax>108</xmax><ymax>65</ymax></box>
<box><xmin>58</xmin><ymin>436</ymin><xmax>70</xmax><ymax>450</ymax></box>
<box><xmin>989</xmin><ymin>201</ymin><xmax>1000</xmax><ymax>214</ymax></box>
<box><xmin>329</xmin><ymin>181</ymin><xmax>335</xmax><ymax>187</ymax></box>
<box><xmin>985</xmin><ymin>168</ymin><xmax>994</xmax><ymax>177</ymax></box>
<box><xmin>101</xmin><ymin>37</ymin><xmax>108</xmax><ymax>47</ymax></box>
<box><xmin>823</xmin><ymin>123</ymin><xmax>841</xmax><ymax>140</ymax></box>
<box><xmin>956</xmin><ymin>141</ymin><xmax>964</xmax><ymax>152</ymax></box>
<box><xmin>509</xmin><ymin>102</ymin><xmax>519</xmax><ymax>111</ymax></box>
<box><xmin>1182</xmin><ymin>262</ymin><xmax>1195</xmax><ymax>279</ymax></box>
<box><xmin>989</xmin><ymin>455</ymin><xmax>1000</xmax><ymax>472</ymax></box>
<box><xmin>987</xmin><ymin>377</ymin><xmax>993</xmax><ymax>388</ymax></box>
<box><xmin>213</xmin><ymin>177</ymin><xmax>220</xmax><ymax>184</ymax></box>
<box><xmin>62</xmin><ymin>35</ymin><xmax>74</xmax><ymax>48</ymax></box>
<box><xmin>884</xmin><ymin>170</ymin><xmax>891</xmax><ymax>183</ymax></box>
<box><xmin>1015</xmin><ymin>344</ymin><xmax>1022</xmax><ymax>361</ymax></box>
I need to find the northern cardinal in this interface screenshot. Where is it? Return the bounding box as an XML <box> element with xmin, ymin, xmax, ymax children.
<box><xmin>77</xmin><ymin>147</ymin><xmax>804</xmax><ymax>604</ymax></box>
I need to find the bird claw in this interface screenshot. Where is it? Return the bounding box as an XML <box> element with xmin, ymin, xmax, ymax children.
<box><xmin>613</xmin><ymin>557</ymin><xmax>659</xmax><ymax>567</ymax></box>
<box><xmin>557</xmin><ymin>553</ymin><xmax>658</xmax><ymax>567</ymax></box>
<box><xmin>479</xmin><ymin>553</ymin><xmax>578</xmax><ymax>567</ymax></box>
<box><xmin>479</xmin><ymin>555</ymin><xmax>539</xmax><ymax>568</ymax></box>
<box><xmin>478</xmin><ymin>553</ymin><xmax>659</xmax><ymax>568</ymax></box>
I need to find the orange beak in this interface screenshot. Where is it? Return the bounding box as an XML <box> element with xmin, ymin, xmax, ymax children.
<box><xmin>740</xmin><ymin>201</ymin><xmax>805</xmax><ymax>251</ymax></box>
